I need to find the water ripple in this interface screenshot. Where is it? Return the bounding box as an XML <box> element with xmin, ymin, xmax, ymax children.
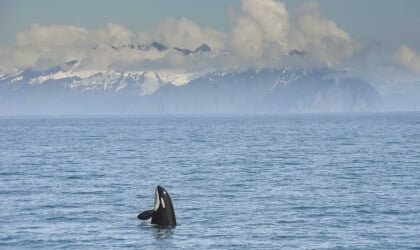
<box><xmin>0</xmin><ymin>114</ymin><xmax>419</xmax><ymax>249</ymax></box>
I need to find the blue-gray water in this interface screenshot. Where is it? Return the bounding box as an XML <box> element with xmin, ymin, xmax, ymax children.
<box><xmin>1</xmin><ymin>113</ymin><xmax>419</xmax><ymax>249</ymax></box>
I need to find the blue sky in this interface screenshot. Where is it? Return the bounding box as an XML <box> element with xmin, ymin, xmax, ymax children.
<box><xmin>0</xmin><ymin>0</ymin><xmax>237</xmax><ymax>44</ymax></box>
<box><xmin>1</xmin><ymin>0</ymin><xmax>420</xmax><ymax>96</ymax></box>
<box><xmin>1</xmin><ymin>0</ymin><xmax>420</xmax><ymax>49</ymax></box>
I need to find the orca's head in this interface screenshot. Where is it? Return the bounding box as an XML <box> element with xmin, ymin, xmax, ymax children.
<box><xmin>154</xmin><ymin>185</ymin><xmax>172</xmax><ymax>211</ymax></box>
<box><xmin>153</xmin><ymin>185</ymin><xmax>177</xmax><ymax>226</ymax></box>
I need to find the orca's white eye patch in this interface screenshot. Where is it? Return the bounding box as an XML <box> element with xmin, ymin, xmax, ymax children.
<box><xmin>160</xmin><ymin>197</ymin><xmax>166</xmax><ymax>208</ymax></box>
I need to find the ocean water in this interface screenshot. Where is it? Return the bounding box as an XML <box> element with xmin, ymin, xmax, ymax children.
<box><xmin>0</xmin><ymin>113</ymin><xmax>419</xmax><ymax>249</ymax></box>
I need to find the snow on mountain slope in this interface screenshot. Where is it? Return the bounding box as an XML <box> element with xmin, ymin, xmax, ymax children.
<box><xmin>0</xmin><ymin>62</ymin><xmax>196</xmax><ymax>96</ymax></box>
<box><xmin>67</xmin><ymin>70</ymin><xmax>197</xmax><ymax>95</ymax></box>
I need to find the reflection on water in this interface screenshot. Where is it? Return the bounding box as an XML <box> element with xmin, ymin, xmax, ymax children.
<box><xmin>1</xmin><ymin>115</ymin><xmax>419</xmax><ymax>249</ymax></box>
<box><xmin>152</xmin><ymin>226</ymin><xmax>174</xmax><ymax>240</ymax></box>
<box><xmin>138</xmin><ymin>222</ymin><xmax>174</xmax><ymax>240</ymax></box>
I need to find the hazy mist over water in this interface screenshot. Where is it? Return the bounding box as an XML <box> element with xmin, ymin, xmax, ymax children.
<box><xmin>1</xmin><ymin>113</ymin><xmax>419</xmax><ymax>249</ymax></box>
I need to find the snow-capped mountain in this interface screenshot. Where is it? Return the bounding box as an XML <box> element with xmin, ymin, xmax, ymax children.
<box><xmin>109</xmin><ymin>41</ymin><xmax>168</xmax><ymax>51</ymax></box>
<box><xmin>0</xmin><ymin>60</ymin><xmax>196</xmax><ymax>96</ymax></box>
<box><xmin>0</xmin><ymin>41</ymin><xmax>383</xmax><ymax>115</ymax></box>
<box><xmin>0</xmin><ymin>41</ymin><xmax>214</xmax><ymax>96</ymax></box>
<box><xmin>144</xmin><ymin>68</ymin><xmax>382</xmax><ymax>113</ymax></box>
<box><xmin>108</xmin><ymin>41</ymin><xmax>212</xmax><ymax>55</ymax></box>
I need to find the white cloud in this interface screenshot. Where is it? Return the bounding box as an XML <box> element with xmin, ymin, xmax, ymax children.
<box><xmin>92</xmin><ymin>23</ymin><xmax>134</xmax><ymax>45</ymax></box>
<box><xmin>228</xmin><ymin>0</ymin><xmax>360</xmax><ymax>67</ymax></box>
<box><xmin>152</xmin><ymin>17</ymin><xmax>227</xmax><ymax>50</ymax></box>
<box><xmin>0</xmin><ymin>0</ymin><xmax>361</xmax><ymax>73</ymax></box>
<box><xmin>229</xmin><ymin>0</ymin><xmax>289</xmax><ymax>59</ymax></box>
<box><xmin>290</xmin><ymin>1</ymin><xmax>360</xmax><ymax>65</ymax></box>
<box><xmin>16</xmin><ymin>24</ymin><xmax>89</xmax><ymax>48</ymax></box>
<box><xmin>394</xmin><ymin>45</ymin><xmax>420</xmax><ymax>72</ymax></box>
<box><xmin>1</xmin><ymin>23</ymin><xmax>171</xmax><ymax>72</ymax></box>
<box><xmin>5</xmin><ymin>24</ymin><xmax>90</xmax><ymax>70</ymax></box>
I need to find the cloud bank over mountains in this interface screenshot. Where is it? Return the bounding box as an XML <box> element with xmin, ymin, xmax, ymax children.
<box><xmin>1</xmin><ymin>0</ymin><xmax>419</xmax><ymax>104</ymax></box>
<box><xmin>1</xmin><ymin>0</ymin><xmax>361</xmax><ymax>73</ymax></box>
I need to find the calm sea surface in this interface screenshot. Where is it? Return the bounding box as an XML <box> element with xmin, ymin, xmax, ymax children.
<box><xmin>1</xmin><ymin>113</ymin><xmax>419</xmax><ymax>249</ymax></box>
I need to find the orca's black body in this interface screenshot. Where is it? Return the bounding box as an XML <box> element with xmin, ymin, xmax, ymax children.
<box><xmin>138</xmin><ymin>185</ymin><xmax>176</xmax><ymax>227</ymax></box>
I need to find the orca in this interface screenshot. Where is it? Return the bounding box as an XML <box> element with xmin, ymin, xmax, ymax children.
<box><xmin>138</xmin><ymin>185</ymin><xmax>176</xmax><ymax>227</ymax></box>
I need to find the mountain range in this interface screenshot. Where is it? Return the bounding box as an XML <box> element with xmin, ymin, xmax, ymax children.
<box><xmin>0</xmin><ymin>42</ymin><xmax>384</xmax><ymax>115</ymax></box>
